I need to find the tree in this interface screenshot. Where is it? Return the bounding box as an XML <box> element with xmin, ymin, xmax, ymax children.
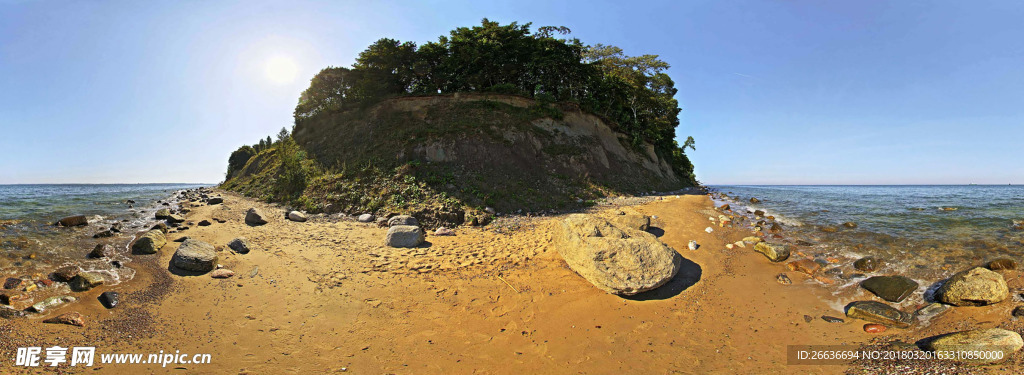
<box><xmin>226</xmin><ymin>145</ymin><xmax>256</xmax><ymax>178</ymax></box>
<box><xmin>276</xmin><ymin>127</ymin><xmax>290</xmax><ymax>143</ymax></box>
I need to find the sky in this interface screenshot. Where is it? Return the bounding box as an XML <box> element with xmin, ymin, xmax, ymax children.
<box><xmin>1</xmin><ymin>0</ymin><xmax>1023</xmax><ymax>185</ymax></box>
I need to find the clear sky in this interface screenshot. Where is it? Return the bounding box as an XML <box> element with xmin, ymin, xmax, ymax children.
<box><xmin>2</xmin><ymin>0</ymin><xmax>1022</xmax><ymax>184</ymax></box>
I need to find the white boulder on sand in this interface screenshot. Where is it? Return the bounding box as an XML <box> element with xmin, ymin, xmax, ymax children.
<box><xmin>386</xmin><ymin>225</ymin><xmax>425</xmax><ymax>248</ymax></box>
<box><xmin>287</xmin><ymin>211</ymin><xmax>308</xmax><ymax>222</ymax></box>
<box><xmin>553</xmin><ymin>213</ymin><xmax>681</xmax><ymax>296</ymax></box>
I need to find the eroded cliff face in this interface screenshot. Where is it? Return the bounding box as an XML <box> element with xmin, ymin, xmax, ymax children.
<box><xmin>292</xmin><ymin>93</ymin><xmax>686</xmax><ymax>211</ymax></box>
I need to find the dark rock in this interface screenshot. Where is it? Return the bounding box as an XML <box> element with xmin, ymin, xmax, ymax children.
<box><xmin>245</xmin><ymin>208</ymin><xmax>268</xmax><ymax>225</ymax></box>
<box><xmin>769</xmin><ymin>222</ymin><xmax>782</xmax><ymax>233</ymax></box>
<box><xmin>173</xmin><ymin>236</ymin><xmax>191</xmax><ymax>242</ymax></box>
<box><xmin>776</xmin><ymin>273</ymin><xmax>792</xmax><ymax>285</ymax></box>
<box><xmin>750</xmin><ymin>197</ymin><xmax>760</xmax><ymax>204</ymax></box>
<box><xmin>88</xmin><ymin>244</ymin><xmax>114</xmax><ymax>258</ymax></box>
<box><xmin>51</xmin><ymin>266</ymin><xmax>79</xmax><ymax>282</ymax></box>
<box><xmin>988</xmin><ymin>258</ymin><xmax>1017</xmax><ymax>271</ymax></box>
<box><xmin>155</xmin><ymin>208</ymin><xmax>172</xmax><ymax>220</ymax></box>
<box><xmin>854</xmin><ymin>257</ymin><xmax>881</xmax><ymax>272</ymax></box>
<box><xmin>845</xmin><ymin>301</ymin><xmax>913</xmax><ymax>328</ymax></box>
<box><xmin>3</xmin><ymin>277</ymin><xmax>23</xmax><ymax>289</ymax></box>
<box><xmin>151</xmin><ymin>222</ymin><xmax>168</xmax><ymax>233</ymax></box>
<box><xmin>165</xmin><ymin>214</ymin><xmax>185</xmax><ymax>224</ymax></box>
<box><xmin>753</xmin><ymin>210</ymin><xmax>765</xmax><ymax>217</ymax></box>
<box><xmin>172</xmin><ymin>239</ymin><xmax>219</xmax><ymax>272</ymax></box>
<box><xmin>207</xmin><ymin>197</ymin><xmax>223</xmax><ymax>205</ymax></box>
<box><xmin>98</xmin><ymin>291</ymin><xmax>119</xmax><ymax>308</ymax></box>
<box><xmin>198</xmin><ymin>220</ymin><xmax>211</xmax><ymax>226</ymax></box>
<box><xmin>821</xmin><ymin>315</ymin><xmax>845</xmax><ymax>323</ymax></box>
<box><xmin>1013</xmin><ymin>306</ymin><xmax>1024</xmax><ymax>317</ymax></box>
<box><xmin>56</xmin><ymin>215</ymin><xmax>88</xmax><ymax>227</ymax></box>
<box><xmin>860</xmin><ymin>275</ymin><xmax>919</xmax><ymax>303</ymax></box>
<box><xmin>803</xmin><ymin>315</ymin><xmax>814</xmax><ymax>323</ymax></box>
<box><xmin>227</xmin><ymin>238</ymin><xmax>251</xmax><ymax>254</ymax></box>
<box><xmin>43</xmin><ymin>312</ymin><xmax>85</xmax><ymax>327</ymax></box>
<box><xmin>92</xmin><ymin>230</ymin><xmax>114</xmax><ymax>238</ymax></box>
<box><xmin>842</xmin><ymin>222</ymin><xmax>858</xmax><ymax>228</ymax></box>
<box><xmin>110</xmin><ymin>260</ymin><xmax>122</xmax><ymax>268</ymax></box>
<box><xmin>0</xmin><ymin>306</ymin><xmax>27</xmax><ymax>319</ymax></box>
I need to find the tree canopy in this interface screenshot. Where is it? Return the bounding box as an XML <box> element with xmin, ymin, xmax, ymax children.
<box><xmin>294</xmin><ymin>19</ymin><xmax>695</xmax><ymax>182</ymax></box>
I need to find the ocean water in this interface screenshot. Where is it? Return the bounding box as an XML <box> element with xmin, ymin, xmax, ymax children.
<box><xmin>0</xmin><ymin>184</ymin><xmax>208</xmax><ymax>295</ymax></box>
<box><xmin>709</xmin><ymin>185</ymin><xmax>1024</xmax><ymax>311</ymax></box>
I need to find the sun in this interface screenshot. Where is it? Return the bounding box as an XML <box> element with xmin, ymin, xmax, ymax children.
<box><xmin>264</xmin><ymin>56</ymin><xmax>298</xmax><ymax>84</ymax></box>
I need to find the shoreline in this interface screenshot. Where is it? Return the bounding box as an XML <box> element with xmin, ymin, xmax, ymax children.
<box><xmin>0</xmin><ymin>188</ymin><xmax>1022</xmax><ymax>373</ymax></box>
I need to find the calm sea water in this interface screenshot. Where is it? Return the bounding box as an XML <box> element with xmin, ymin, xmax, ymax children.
<box><xmin>710</xmin><ymin>185</ymin><xmax>1024</xmax><ymax>310</ymax></box>
<box><xmin>0</xmin><ymin>184</ymin><xmax>208</xmax><ymax>291</ymax></box>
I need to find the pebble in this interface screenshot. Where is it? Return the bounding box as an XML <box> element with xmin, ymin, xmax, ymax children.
<box><xmin>776</xmin><ymin>273</ymin><xmax>792</xmax><ymax>285</ymax></box>
<box><xmin>1013</xmin><ymin>306</ymin><xmax>1024</xmax><ymax>317</ymax></box>
<box><xmin>211</xmin><ymin>269</ymin><xmax>235</xmax><ymax>279</ymax></box>
<box><xmin>704</xmin><ymin>227</ymin><xmax>713</xmax><ymax>233</ymax></box>
<box><xmin>687</xmin><ymin>240</ymin><xmax>698</xmax><ymax>251</ymax></box>
<box><xmin>864</xmin><ymin>324</ymin><xmax>887</xmax><ymax>333</ymax></box>
<box><xmin>821</xmin><ymin>316</ymin><xmax>845</xmax><ymax>323</ymax></box>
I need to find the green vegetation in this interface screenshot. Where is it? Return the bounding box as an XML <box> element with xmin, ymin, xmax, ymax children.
<box><xmin>223</xmin><ymin>19</ymin><xmax>699</xmax><ymax>226</ymax></box>
<box><xmin>294</xmin><ymin>19</ymin><xmax>695</xmax><ymax>180</ymax></box>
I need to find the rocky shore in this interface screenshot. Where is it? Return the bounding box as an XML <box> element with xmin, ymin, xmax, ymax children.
<box><xmin>1</xmin><ymin>188</ymin><xmax>1022</xmax><ymax>373</ymax></box>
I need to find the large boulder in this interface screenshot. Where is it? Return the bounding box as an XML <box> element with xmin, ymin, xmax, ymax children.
<box><xmin>860</xmin><ymin>275</ymin><xmax>919</xmax><ymax>303</ymax></box>
<box><xmin>753</xmin><ymin>242</ymin><xmax>790</xmax><ymax>262</ymax></box>
<box><xmin>553</xmin><ymin>214</ymin><xmax>681</xmax><ymax>295</ymax></box>
<box><xmin>845</xmin><ymin>301</ymin><xmax>913</xmax><ymax>328</ymax></box>
<box><xmin>385</xmin><ymin>225</ymin><xmax>425</xmax><ymax>248</ymax></box>
<box><xmin>155</xmin><ymin>209</ymin><xmax>172</xmax><ymax>220</ymax></box>
<box><xmin>56</xmin><ymin>215</ymin><xmax>88</xmax><ymax>227</ymax></box>
<box><xmin>245</xmin><ymin>208</ymin><xmax>268</xmax><ymax>226</ymax></box>
<box><xmin>132</xmin><ymin>230</ymin><xmax>167</xmax><ymax>254</ymax></box>
<box><xmin>387</xmin><ymin>215</ymin><xmax>419</xmax><ymax>227</ymax></box>
<box><xmin>171</xmin><ymin>239</ymin><xmax>218</xmax><ymax>273</ymax></box>
<box><xmin>287</xmin><ymin>211</ymin><xmax>308</xmax><ymax>222</ymax></box>
<box><xmin>935</xmin><ymin>267</ymin><xmax>1009</xmax><ymax>306</ymax></box>
<box><xmin>923</xmin><ymin>328</ymin><xmax>1023</xmax><ymax>365</ymax></box>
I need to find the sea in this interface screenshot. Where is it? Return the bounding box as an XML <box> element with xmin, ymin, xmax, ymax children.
<box><xmin>709</xmin><ymin>185</ymin><xmax>1024</xmax><ymax>311</ymax></box>
<box><xmin>0</xmin><ymin>184</ymin><xmax>209</xmax><ymax>295</ymax></box>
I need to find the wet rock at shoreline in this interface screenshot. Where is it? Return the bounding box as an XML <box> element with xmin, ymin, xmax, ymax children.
<box><xmin>553</xmin><ymin>214</ymin><xmax>682</xmax><ymax>295</ymax></box>
<box><xmin>71</xmin><ymin>272</ymin><xmax>104</xmax><ymax>291</ymax></box>
<box><xmin>845</xmin><ymin>301</ymin><xmax>913</xmax><ymax>328</ymax></box>
<box><xmin>387</xmin><ymin>215</ymin><xmax>419</xmax><ymax>227</ymax></box>
<box><xmin>172</xmin><ymin>239</ymin><xmax>219</xmax><ymax>273</ymax></box>
<box><xmin>786</xmin><ymin>259</ymin><xmax>821</xmax><ymax>275</ymax></box>
<box><xmin>165</xmin><ymin>214</ymin><xmax>185</xmax><ymax>224</ymax></box>
<box><xmin>358</xmin><ymin>214</ymin><xmax>374</xmax><ymax>223</ymax></box>
<box><xmin>923</xmin><ymin>328</ymin><xmax>1023</xmax><ymax>365</ymax></box>
<box><xmin>29</xmin><ymin>296</ymin><xmax>77</xmax><ymax>313</ymax></box>
<box><xmin>51</xmin><ymin>266</ymin><xmax>80</xmax><ymax>282</ymax></box>
<box><xmin>753</xmin><ymin>242</ymin><xmax>790</xmax><ymax>262</ymax></box>
<box><xmin>132</xmin><ymin>230</ymin><xmax>167</xmax><ymax>254</ymax></box>
<box><xmin>92</xmin><ymin>230</ymin><xmax>114</xmax><ymax>238</ymax></box>
<box><xmin>211</xmin><ymin>269</ymin><xmax>235</xmax><ymax>278</ymax></box>
<box><xmin>915</xmin><ymin>302</ymin><xmax>951</xmax><ymax>320</ymax></box>
<box><xmin>155</xmin><ymin>209</ymin><xmax>172</xmax><ymax>220</ymax></box>
<box><xmin>842</xmin><ymin>222</ymin><xmax>858</xmax><ymax>229</ymax></box>
<box><xmin>151</xmin><ymin>223</ymin><xmax>168</xmax><ymax>233</ymax></box>
<box><xmin>819</xmin><ymin>225</ymin><xmax>839</xmax><ymax>233</ymax></box>
<box><xmin>742</xmin><ymin>236</ymin><xmax>762</xmax><ymax>244</ymax></box>
<box><xmin>860</xmin><ymin>275</ymin><xmax>919</xmax><ymax>303</ymax></box>
<box><xmin>245</xmin><ymin>208</ymin><xmax>268</xmax><ymax>226</ymax></box>
<box><xmin>4</xmin><ymin>277</ymin><xmax>23</xmax><ymax>289</ymax></box>
<box><xmin>854</xmin><ymin>257</ymin><xmax>881</xmax><ymax>272</ymax></box>
<box><xmin>0</xmin><ymin>306</ymin><xmax>27</xmax><ymax>319</ymax></box>
<box><xmin>56</xmin><ymin>215</ymin><xmax>88</xmax><ymax>227</ymax></box>
<box><xmin>88</xmin><ymin>244</ymin><xmax>114</xmax><ymax>259</ymax></box>
<box><xmin>287</xmin><ymin>211</ymin><xmax>308</xmax><ymax>222</ymax></box>
<box><xmin>821</xmin><ymin>316</ymin><xmax>844</xmax><ymax>323</ymax></box>
<box><xmin>99</xmin><ymin>291</ymin><xmax>119</xmax><ymax>309</ymax></box>
<box><xmin>228</xmin><ymin>238</ymin><xmax>251</xmax><ymax>254</ymax></box>
<box><xmin>935</xmin><ymin>267</ymin><xmax>1009</xmax><ymax>306</ymax></box>
<box><xmin>750</xmin><ymin>197</ymin><xmax>760</xmax><ymax>204</ymax></box>
<box><xmin>988</xmin><ymin>258</ymin><xmax>1017</xmax><ymax>271</ymax></box>
<box><xmin>43</xmin><ymin>311</ymin><xmax>85</xmax><ymax>327</ymax></box>
<box><xmin>207</xmin><ymin>197</ymin><xmax>223</xmax><ymax>205</ymax></box>
<box><xmin>386</xmin><ymin>225</ymin><xmax>425</xmax><ymax>248</ymax></box>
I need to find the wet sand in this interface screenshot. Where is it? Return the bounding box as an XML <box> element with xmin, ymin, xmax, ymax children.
<box><xmin>2</xmin><ymin>190</ymin><xmax>1023</xmax><ymax>374</ymax></box>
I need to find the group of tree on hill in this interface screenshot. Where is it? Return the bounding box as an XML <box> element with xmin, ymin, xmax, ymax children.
<box><xmin>292</xmin><ymin>19</ymin><xmax>695</xmax><ymax>182</ymax></box>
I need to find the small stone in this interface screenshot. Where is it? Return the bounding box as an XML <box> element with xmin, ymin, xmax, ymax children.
<box><xmin>245</xmin><ymin>208</ymin><xmax>268</xmax><ymax>225</ymax></box>
<box><xmin>860</xmin><ymin>275</ymin><xmax>919</xmax><ymax>303</ymax></box>
<box><xmin>227</xmin><ymin>238</ymin><xmax>251</xmax><ymax>254</ymax></box>
<box><xmin>88</xmin><ymin>244</ymin><xmax>114</xmax><ymax>258</ymax></box>
<box><xmin>822</xmin><ymin>316</ymin><xmax>845</xmax><ymax>323</ymax></box>
<box><xmin>820</xmin><ymin>226</ymin><xmax>839</xmax><ymax>233</ymax></box>
<box><xmin>434</xmin><ymin>227</ymin><xmax>455</xmax><ymax>236</ymax></box>
<box><xmin>754</xmin><ymin>242</ymin><xmax>790</xmax><ymax>262</ymax></box>
<box><xmin>688</xmin><ymin>240</ymin><xmax>699</xmax><ymax>251</ymax></box>
<box><xmin>845</xmin><ymin>301</ymin><xmax>913</xmax><ymax>328</ymax></box>
<box><xmin>988</xmin><ymin>258</ymin><xmax>1017</xmax><ymax>271</ymax></box>
<box><xmin>174</xmin><ymin>236</ymin><xmax>191</xmax><ymax>242</ymax></box>
<box><xmin>842</xmin><ymin>222</ymin><xmax>858</xmax><ymax>228</ymax></box>
<box><xmin>43</xmin><ymin>312</ymin><xmax>85</xmax><ymax>327</ymax></box>
<box><xmin>725</xmin><ymin>243</ymin><xmax>734</xmax><ymax>250</ymax></box>
<box><xmin>854</xmin><ymin>257</ymin><xmax>881</xmax><ymax>272</ymax></box>
<box><xmin>749</xmin><ymin>197</ymin><xmax>760</xmax><ymax>204</ymax></box>
<box><xmin>98</xmin><ymin>291</ymin><xmax>119</xmax><ymax>308</ymax></box>
<box><xmin>705</xmin><ymin>227</ymin><xmax>713</xmax><ymax>233</ymax></box>
<box><xmin>787</xmin><ymin>259</ymin><xmax>821</xmax><ymax>275</ymax></box>
<box><xmin>803</xmin><ymin>315</ymin><xmax>813</xmax><ymax>323</ymax></box>
<box><xmin>211</xmin><ymin>269</ymin><xmax>235</xmax><ymax>279</ymax></box>
<box><xmin>1012</xmin><ymin>306</ymin><xmax>1024</xmax><ymax>317</ymax></box>
<box><xmin>742</xmin><ymin>236</ymin><xmax>762</xmax><ymax>244</ymax></box>
<box><xmin>287</xmin><ymin>211</ymin><xmax>308</xmax><ymax>222</ymax></box>
<box><xmin>207</xmin><ymin>197</ymin><xmax>223</xmax><ymax>205</ymax></box>
<box><xmin>4</xmin><ymin>277</ymin><xmax>23</xmax><ymax>289</ymax></box>
<box><xmin>29</xmin><ymin>296</ymin><xmax>77</xmax><ymax>313</ymax></box>
<box><xmin>198</xmin><ymin>220</ymin><xmax>211</xmax><ymax>226</ymax></box>
<box><xmin>357</xmin><ymin>214</ymin><xmax>374</xmax><ymax>223</ymax></box>
<box><xmin>71</xmin><ymin>273</ymin><xmax>104</xmax><ymax>291</ymax></box>
<box><xmin>56</xmin><ymin>215</ymin><xmax>89</xmax><ymax>227</ymax></box>
<box><xmin>915</xmin><ymin>302</ymin><xmax>951</xmax><ymax>320</ymax></box>
<box><xmin>863</xmin><ymin>324</ymin><xmax>887</xmax><ymax>333</ymax></box>
<box><xmin>776</xmin><ymin>273</ymin><xmax>792</xmax><ymax>285</ymax></box>
<box><xmin>92</xmin><ymin>230</ymin><xmax>114</xmax><ymax>238</ymax></box>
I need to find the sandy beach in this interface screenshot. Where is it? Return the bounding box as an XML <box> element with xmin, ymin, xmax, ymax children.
<box><xmin>2</xmin><ymin>189</ymin><xmax>1024</xmax><ymax>374</ymax></box>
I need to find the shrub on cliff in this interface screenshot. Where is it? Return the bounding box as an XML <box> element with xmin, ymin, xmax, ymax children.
<box><xmin>226</xmin><ymin>145</ymin><xmax>255</xmax><ymax>179</ymax></box>
<box><xmin>293</xmin><ymin>19</ymin><xmax>696</xmax><ymax>182</ymax></box>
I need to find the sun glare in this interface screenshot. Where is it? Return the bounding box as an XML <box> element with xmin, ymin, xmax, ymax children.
<box><xmin>265</xmin><ymin>56</ymin><xmax>298</xmax><ymax>84</ymax></box>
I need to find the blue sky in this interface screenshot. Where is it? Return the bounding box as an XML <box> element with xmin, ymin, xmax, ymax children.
<box><xmin>1</xmin><ymin>0</ymin><xmax>1022</xmax><ymax>184</ymax></box>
